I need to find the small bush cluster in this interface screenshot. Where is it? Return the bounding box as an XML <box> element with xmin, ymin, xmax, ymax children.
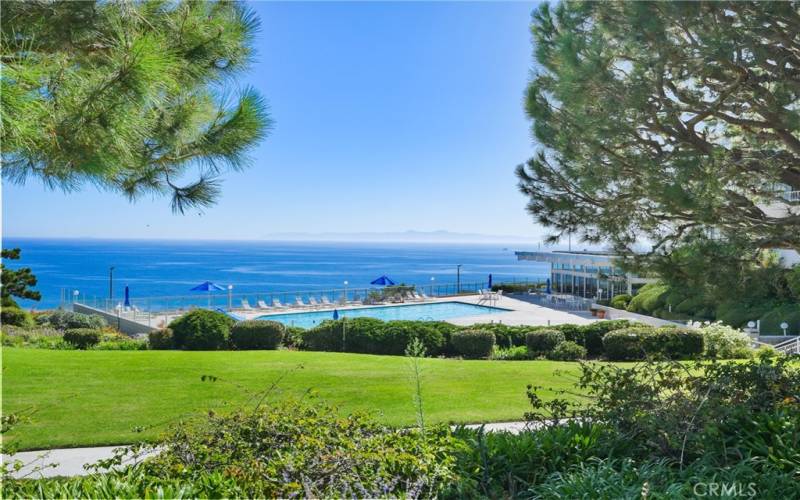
<box><xmin>302</xmin><ymin>318</ymin><xmax>447</xmax><ymax>356</ymax></box>
<box><xmin>450</xmin><ymin>329</ymin><xmax>495</xmax><ymax>358</ymax></box>
<box><xmin>602</xmin><ymin>326</ymin><xmax>704</xmax><ymax>361</ymax></box>
<box><xmin>38</xmin><ymin>310</ymin><xmax>107</xmax><ymax>330</ymax></box>
<box><xmin>1</xmin><ymin>308</ymin><xmax>33</xmax><ymax>328</ymax></box>
<box><xmin>609</xmin><ymin>294</ymin><xmax>632</xmax><ymax>309</ymax></box>
<box><xmin>491</xmin><ymin>345</ymin><xmax>530</xmax><ymax>360</ymax></box>
<box><xmin>546</xmin><ymin>340</ymin><xmax>586</xmax><ymax>361</ymax></box>
<box><xmin>230</xmin><ymin>320</ymin><xmax>284</xmax><ymax>350</ymax></box>
<box><xmin>63</xmin><ymin>328</ymin><xmax>102</xmax><ymax>349</ymax></box>
<box><xmin>525</xmin><ymin>329</ymin><xmax>564</xmax><ymax>355</ymax></box>
<box><xmin>147</xmin><ymin>328</ymin><xmax>174</xmax><ymax>349</ymax></box>
<box><xmin>168</xmin><ymin>309</ymin><xmax>235</xmax><ymax>350</ymax></box>
<box><xmin>698</xmin><ymin>322</ymin><xmax>752</xmax><ymax>359</ymax></box>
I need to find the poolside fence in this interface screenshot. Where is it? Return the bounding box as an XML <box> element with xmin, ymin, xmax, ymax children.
<box><xmin>65</xmin><ymin>277</ymin><xmax>548</xmax><ymax>318</ymax></box>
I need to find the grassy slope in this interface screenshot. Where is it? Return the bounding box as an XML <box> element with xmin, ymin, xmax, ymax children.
<box><xmin>2</xmin><ymin>348</ymin><xmax>583</xmax><ymax>450</ymax></box>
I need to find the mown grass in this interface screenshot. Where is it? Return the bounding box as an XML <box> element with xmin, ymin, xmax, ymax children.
<box><xmin>2</xmin><ymin>348</ymin><xmax>587</xmax><ymax>450</ymax></box>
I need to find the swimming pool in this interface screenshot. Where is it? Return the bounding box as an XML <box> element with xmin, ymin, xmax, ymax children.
<box><xmin>256</xmin><ymin>301</ymin><xmax>508</xmax><ymax>328</ymax></box>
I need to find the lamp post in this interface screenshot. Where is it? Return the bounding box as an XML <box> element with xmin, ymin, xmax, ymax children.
<box><xmin>108</xmin><ymin>266</ymin><xmax>115</xmax><ymax>309</ymax></box>
<box><xmin>228</xmin><ymin>285</ymin><xmax>233</xmax><ymax>311</ymax></box>
<box><xmin>456</xmin><ymin>265</ymin><xmax>462</xmax><ymax>294</ymax></box>
<box><xmin>430</xmin><ymin>277</ymin><xmax>435</xmax><ymax>297</ymax></box>
<box><xmin>73</xmin><ymin>289</ymin><xmax>79</xmax><ymax>307</ymax></box>
<box><xmin>344</xmin><ymin>280</ymin><xmax>349</xmax><ymax>304</ymax></box>
<box><xmin>781</xmin><ymin>321</ymin><xmax>789</xmax><ymax>336</ymax></box>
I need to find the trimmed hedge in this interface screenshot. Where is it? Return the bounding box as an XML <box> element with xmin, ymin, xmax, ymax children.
<box><xmin>169</xmin><ymin>309</ymin><xmax>235</xmax><ymax>350</ymax></box>
<box><xmin>301</xmin><ymin>318</ymin><xmax>446</xmax><ymax>356</ymax></box>
<box><xmin>148</xmin><ymin>328</ymin><xmax>175</xmax><ymax>349</ymax></box>
<box><xmin>525</xmin><ymin>329</ymin><xmax>565</xmax><ymax>355</ymax></box>
<box><xmin>450</xmin><ymin>329</ymin><xmax>495</xmax><ymax>359</ymax></box>
<box><xmin>63</xmin><ymin>328</ymin><xmax>102</xmax><ymax>349</ymax></box>
<box><xmin>1</xmin><ymin>307</ymin><xmax>33</xmax><ymax>328</ymax></box>
<box><xmin>547</xmin><ymin>341</ymin><xmax>587</xmax><ymax>361</ymax></box>
<box><xmin>603</xmin><ymin>326</ymin><xmax>704</xmax><ymax>361</ymax></box>
<box><xmin>566</xmin><ymin>319</ymin><xmax>635</xmax><ymax>356</ymax></box>
<box><xmin>230</xmin><ymin>320</ymin><xmax>285</xmax><ymax>350</ymax></box>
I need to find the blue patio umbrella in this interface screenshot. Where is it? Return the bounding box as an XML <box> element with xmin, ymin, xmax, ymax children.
<box><xmin>546</xmin><ymin>278</ymin><xmax>552</xmax><ymax>294</ymax></box>
<box><xmin>488</xmin><ymin>274</ymin><xmax>493</xmax><ymax>289</ymax></box>
<box><xmin>190</xmin><ymin>281</ymin><xmax>225</xmax><ymax>292</ymax></box>
<box><xmin>124</xmin><ymin>285</ymin><xmax>130</xmax><ymax>308</ymax></box>
<box><xmin>333</xmin><ymin>309</ymin><xmax>339</xmax><ymax>320</ymax></box>
<box><xmin>370</xmin><ymin>275</ymin><xmax>396</xmax><ymax>286</ymax></box>
<box><xmin>191</xmin><ymin>281</ymin><xmax>224</xmax><ymax>308</ymax></box>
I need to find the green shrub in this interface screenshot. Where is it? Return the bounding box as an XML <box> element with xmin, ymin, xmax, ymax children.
<box><xmin>603</xmin><ymin>326</ymin><xmax>704</xmax><ymax>360</ymax></box>
<box><xmin>1</xmin><ymin>307</ymin><xmax>33</xmax><ymax>328</ymax></box>
<box><xmin>547</xmin><ymin>341</ymin><xmax>587</xmax><ymax>361</ymax></box>
<box><xmin>569</xmin><ymin>320</ymin><xmax>633</xmax><ymax>357</ymax></box>
<box><xmin>94</xmin><ymin>339</ymin><xmax>147</xmax><ymax>350</ymax></box>
<box><xmin>283</xmin><ymin>325</ymin><xmax>306</xmax><ymax>348</ymax></box>
<box><xmin>168</xmin><ymin>309</ymin><xmax>235</xmax><ymax>350</ymax></box>
<box><xmin>230</xmin><ymin>320</ymin><xmax>285</xmax><ymax>350</ymax></box>
<box><xmin>491</xmin><ymin>345</ymin><xmax>530</xmax><ymax>360</ymax></box>
<box><xmin>609</xmin><ymin>294</ymin><xmax>632</xmax><ymax>309</ymax></box>
<box><xmin>3</xmin><ymin>401</ymin><xmax>460</xmax><ymax>499</ymax></box>
<box><xmin>626</xmin><ymin>283</ymin><xmax>669</xmax><ymax>314</ymax></box>
<box><xmin>63</xmin><ymin>328</ymin><xmax>102</xmax><ymax>349</ymax></box>
<box><xmin>698</xmin><ymin>322</ymin><xmax>752</xmax><ymax>359</ymax></box>
<box><xmin>490</xmin><ymin>282</ymin><xmax>541</xmax><ymax>294</ymax></box>
<box><xmin>148</xmin><ymin>328</ymin><xmax>175</xmax><ymax>349</ymax></box>
<box><xmin>525</xmin><ymin>329</ymin><xmax>565</xmax><ymax>355</ymax></box>
<box><xmin>759</xmin><ymin>303</ymin><xmax>800</xmax><ymax>335</ymax></box>
<box><xmin>40</xmin><ymin>310</ymin><xmax>107</xmax><ymax>330</ymax></box>
<box><xmin>602</xmin><ymin>327</ymin><xmax>651</xmax><ymax>360</ymax></box>
<box><xmin>450</xmin><ymin>329</ymin><xmax>495</xmax><ymax>359</ymax></box>
<box><xmin>643</xmin><ymin>326</ymin><xmax>704</xmax><ymax>359</ymax></box>
<box><xmin>301</xmin><ymin>318</ymin><xmax>446</xmax><ymax>356</ymax></box>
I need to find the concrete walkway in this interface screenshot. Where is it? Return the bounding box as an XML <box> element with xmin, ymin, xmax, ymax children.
<box><xmin>2</xmin><ymin>421</ymin><xmax>533</xmax><ymax>479</ymax></box>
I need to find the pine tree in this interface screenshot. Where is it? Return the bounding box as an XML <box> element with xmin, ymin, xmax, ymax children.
<box><xmin>517</xmin><ymin>1</ymin><xmax>800</xmax><ymax>253</ymax></box>
<box><xmin>1</xmin><ymin>0</ymin><xmax>272</xmax><ymax>212</ymax></box>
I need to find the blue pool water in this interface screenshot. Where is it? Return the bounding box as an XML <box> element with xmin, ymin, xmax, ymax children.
<box><xmin>257</xmin><ymin>301</ymin><xmax>508</xmax><ymax>328</ymax></box>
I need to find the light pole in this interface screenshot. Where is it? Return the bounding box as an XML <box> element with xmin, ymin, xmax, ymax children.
<box><xmin>108</xmin><ymin>266</ymin><xmax>115</xmax><ymax>308</ymax></box>
<box><xmin>456</xmin><ymin>265</ymin><xmax>462</xmax><ymax>294</ymax></box>
<box><xmin>228</xmin><ymin>285</ymin><xmax>233</xmax><ymax>311</ymax></box>
<box><xmin>343</xmin><ymin>280</ymin><xmax>349</xmax><ymax>304</ymax></box>
<box><xmin>73</xmin><ymin>290</ymin><xmax>79</xmax><ymax>307</ymax></box>
<box><xmin>781</xmin><ymin>322</ymin><xmax>789</xmax><ymax>336</ymax></box>
<box><xmin>430</xmin><ymin>277</ymin><xmax>435</xmax><ymax>297</ymax></box>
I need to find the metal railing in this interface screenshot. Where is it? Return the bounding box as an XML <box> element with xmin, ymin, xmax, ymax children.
<box><xmin>780</xmin><ymin>190</ymin><xmax>800</xmax><ymax>202</ymax></box>
<box><xmin>67</xmin><ymin>278</ymin><xmax>547</xmax><ymax>319</ymax></box>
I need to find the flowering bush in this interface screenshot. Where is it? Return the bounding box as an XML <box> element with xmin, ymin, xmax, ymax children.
<box><xmin>698</xmin><ymin>322</ymin><xmax>752</xmax><ymax>359</ymax></box>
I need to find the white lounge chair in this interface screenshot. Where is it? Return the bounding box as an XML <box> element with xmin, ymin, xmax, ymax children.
<box><xmin>321</xmin><ymin>295</ymin><xmax>333</xmax><ymax>307</ymax></box>
<box><xmin>272</xmin><ymin>298</ymin><xmax>286</xmax><ymax>309</ymax></box>
<box><xmin>241</xmin><ymin>299</ymin><xmax>254</xmax><ymax>310</ymax></box>
<box><xmin>420</xmin><ymin>291</ymin><xmax>431</xmax><ymax>300</ymax></box>
<box><xmin>294</xmin><ymin>296</ymin><xmax>308</xmax><ymax>308</ymax></box>
<box><xmin>257</xmin><ymin>300</ymin><xmax>271</xmax><ymax>310</ymax></box>
<box><xmin>308</xmin><ymin>297</ymin><xmax>320</xmax><ymax>308</ymax></box>
<box><xmin>413</xmin><ymin>291</ymin><xmax>425</xmax><ymax>301</ymax></box>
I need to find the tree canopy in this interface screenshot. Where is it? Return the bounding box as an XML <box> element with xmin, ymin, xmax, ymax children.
<box><xmin>1</xmin><ymin>0</ymin><xmax>271</xmax><ymax>212</ymax></box>
<box><xmin>1</xmin><ymin>248</ymin><xmax>41</xmax><ymax>307</ymax></box>
<box><xmin>517</xmin><ymin>1</ymin><xmax>800</xmax><ymax>253</ymax></box>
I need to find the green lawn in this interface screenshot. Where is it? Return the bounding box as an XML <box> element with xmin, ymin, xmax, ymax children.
<box><xmin>2</xmin><ymin>348</ymin><xmax>585</xmax><ymax>450</ymax></box>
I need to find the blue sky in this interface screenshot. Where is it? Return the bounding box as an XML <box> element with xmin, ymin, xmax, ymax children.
<box><xmin>3</xmin><ymin>1</ymin><xmax>544</xmax><ymax>241</ymax></box>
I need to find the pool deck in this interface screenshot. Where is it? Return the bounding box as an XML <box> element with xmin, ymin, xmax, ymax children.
<box><xmin>126</xmin><ymin>293</ymin><xmax>594</xmax><ymax>331</ymax></box>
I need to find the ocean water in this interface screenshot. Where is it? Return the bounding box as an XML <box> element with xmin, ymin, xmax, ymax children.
<box><xmin>2</xmin><ymin>238</ymin><xmax>549</xmax><ymax>310</ymax></box>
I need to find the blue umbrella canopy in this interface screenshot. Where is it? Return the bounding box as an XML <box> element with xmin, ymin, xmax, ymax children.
<box><xmin>545</xmin><ymin>278</ymin><xmax>552</xmax><ymax>294</ymax></box>
<box><xmin>190</xmin><ymin>281</ymin><xmax>224</xmax><ymax>292</ymax></box>
<box><xmin>333</xmin><ymin>309</ymin><xmax>339</xmax><ymax>320</ymax></box>
<box><xmin>370</xmin><ymin>275</ymin><xmax>396</xmax><ymax>286</ymax></box>
<box><xmin>488</xmin><ymin>274</ymin><xmax>493</xmax><ymax>288</ymax></box>
<box><xmin>124</xmin><ymin>285</ymin><xmax>130</xmax><ymax>307</ymax></box>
